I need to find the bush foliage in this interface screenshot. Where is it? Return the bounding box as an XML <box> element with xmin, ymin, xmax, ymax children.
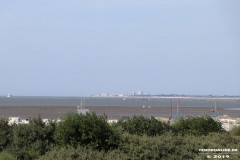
<box><xmin>118</xmin><ymin>131</ymin><xmax>240</xmax><ymax>160</ymax></box>
<box><xmin>172</xmin><ymin>116</ymin><xmax>225</xmax><ymax>135</ymax></box>
<box><xmin>0</xmin><ymin>113</ymin><xmax>239</xmax><ymax>160</ymax></box>
<box><xmin>229</xmin><ymin>126</ymin><xmax>240</xmax><ymax>136</ymax></box>
<box><xmin>0</xmin><ymin>118</ymin><xmax>13</xmax><ymax>152</ymax></box>
<box><xmin>112</xmin><ymin>115</ymin><xmax>170</xmax><ymax>136</ymax></box>
<box><xmin>0</xmin><ymin>151</ymin><xmax>17</xmax><ymax>160</ymax></box>
<box><xmin>39</xmin><ymin>146</ymin><xmax>129</xmax><ymax>160</ymax></box>
<box><xmin>54</xmin><ymin>112</ymin><xmax>120</xmax><ymax>151</ymax></box>
<box><xmin>40</xmin><ymin>131</ymin><xmax>240</xmax><ymax>160</ymax></box>
<box><xmin>4</xmin><ymin>116</ymin><xmax>56</xmax><ymax>159</ymax></box>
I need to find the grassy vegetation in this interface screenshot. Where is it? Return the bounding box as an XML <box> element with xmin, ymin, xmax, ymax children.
<box><xmin>229</xmin><ymin>125</ymin><xmax>240</xmax><ymax>136</ymax></box>
<box><xmin>0</xmin><ymin>112</ymin><xmax>239</xmax><ymax>160</ymax></box>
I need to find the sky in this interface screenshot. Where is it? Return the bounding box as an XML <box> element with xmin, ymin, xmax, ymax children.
<box><xmin>0</xmin><ymin>0</ymin><xmax>239</xmax><ymax>96</ymax></box>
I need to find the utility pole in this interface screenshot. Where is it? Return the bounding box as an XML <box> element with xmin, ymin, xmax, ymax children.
<box><xmin>171</xmin><ymin>99</ymin><xmax>172</xmax><ymax>119</ymax></box>
<box><xmin>81</xmin><ymin>97</ymin><xmax>85</xmax><ymax>109</ymax></box>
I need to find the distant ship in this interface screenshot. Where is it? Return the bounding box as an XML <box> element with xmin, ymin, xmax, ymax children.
<box><xmin>7</xmin><ymin>93</ymin><xmax>12</xmax><ymax>97</ymax></box>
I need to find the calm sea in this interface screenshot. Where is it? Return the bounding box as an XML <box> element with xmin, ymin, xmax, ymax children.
<box><xmin>0</xmin><ymin>97</ymin><xmax>239</xmax><ymax>109</ymax></box>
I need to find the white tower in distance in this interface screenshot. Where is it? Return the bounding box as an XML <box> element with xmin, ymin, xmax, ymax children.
<box><xmin>138</xmin><ymin>91</ymin><xmax>143</xmax><ymax>95</ymax></box>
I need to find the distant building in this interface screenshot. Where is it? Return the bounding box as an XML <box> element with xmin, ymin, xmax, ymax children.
<box><xmin>77</xmin><ymin>109</ymin><xmax>89</xmax><ymax>116</ymax></box>
<box><xmin>101</xmin><ymin>93</ymin><xmax>108</xmax><ymax>96</ymax></box>
<box><xmin>138</xmin><ymin>91</ymin><xmax>143</xmax><ymax>95</ymax></box>
<box><xmin>131</xmin><ymin>92</ymin><xmax>136</xmax><ymax>96</ymax></box>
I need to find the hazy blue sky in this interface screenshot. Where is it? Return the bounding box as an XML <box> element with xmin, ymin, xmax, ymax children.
<box><xmin>0</xmin><ymin>0</ymin><xmax>239</xmax><ymax>96</ymax></box>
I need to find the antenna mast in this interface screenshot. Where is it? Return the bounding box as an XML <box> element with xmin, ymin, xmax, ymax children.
<box><xmin>81</xmin><ymin>97</ymin><xmax>85</xmax><ymax>109</ymax></box>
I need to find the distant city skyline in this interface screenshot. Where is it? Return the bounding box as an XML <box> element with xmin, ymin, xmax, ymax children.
<box><xmin>86</xmin><ymin>92</ymin><xmax>240</xmax><ymax>97</ymax></box>
<box><xmin>1</xmin><ymin>92</ymin><xmax>240</xmax><ymax>97</ymax></box>
<box><xmin>0</xmin><ymin>0</ymin><xmax>239</xmax><ymax>96</ymax></box>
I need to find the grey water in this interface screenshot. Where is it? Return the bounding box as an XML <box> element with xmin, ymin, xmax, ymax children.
<box><xmin>0</xmin><ymin>97</ymin><xmax>239</xmax><ymax>108</ymax></box>
<box><xmin>224</xmin><ymin>108</ymin><xmax>240</xmax><ymax>110</ymax></box>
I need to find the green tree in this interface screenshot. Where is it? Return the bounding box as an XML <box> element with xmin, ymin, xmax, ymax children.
<box><xmin>172</xmin><ymin>116</ymin><xmax>225</xmax><ymax>135</ymax></box>
<box><xmin>5</xmin><ymin>115</ymin><xmax>56</xmax><ymax>159</ymax></box>
<box><xmin>0</xmin><ymin>118</ymin><xmax>13</xmax><ymax>151</ymax></box>
<box><xmin>112</xmin><ymin>115</ymin><xmax>170</xmax><ymax>136</ymax></box>
<box><xmin>53</xmin><ymin>112</ymin><xmax>120</xmax><ymax>151</ymax></box>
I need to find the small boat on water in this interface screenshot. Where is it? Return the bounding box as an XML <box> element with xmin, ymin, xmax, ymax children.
<box><xmin>7</xmin><ymin>93</ymin><xmax>12</xmax><ymax>97</ymax></box>
<box><xmin>123</xmin><ymin>98</ymin><xmax>126</xmax><ymax>100</ymax></box>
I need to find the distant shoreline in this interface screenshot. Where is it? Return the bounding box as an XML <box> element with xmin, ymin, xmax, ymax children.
<box><xmin>1</xmin><ymin>96</ymin><xmax>239</xmax><ymax>102</ymax></box>
<box><xmin>88</xmin><ymin>96</ymin><xmax>240</xmax><ymax>102</ymax></box>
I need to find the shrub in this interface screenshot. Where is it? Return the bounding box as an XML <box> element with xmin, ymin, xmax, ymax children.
<box><xmin>53</xmin><ymin>112</ymin><xmax>120</xmax><ymax>151</ymax></box>
<box><xmin>5</xmin><ymin>115</ymin><xmax>56</xmax><ymax>159</ymax></box>
<box><xmin>172</xmin><ymin>116</ymin><xmax>225</xmax><ymax>135</ymax></box>
<box><xmin>39</xmin><ymin>146</ymin><xmax>129</xmax><ymax>160</ymax></box>
<box><xmin>0</xmin><ymin>118</ymin><xmax>14</xmax><ymax>151</ymax></box>
<box><xmin>118</xmin><ymin>131</ymin><xmax>197</xmax><ymax>159</ymax></box>
<box><xmin>40</xmin><ymin>131</ymin><xmax>240</xmax><ymax>160</ymax></box>
<box><xmin>118</xmin><ymin>131</ymin><xmax>240</xmax><ymax>160</ymax></box>
<box><xmin>112</xmin><ymin>115</ymin><xmax>170</xmax><ymax>136</ymax></box>
<box><xmin>0</xmin><ymin>151</ymin><xmax>17</xmax><ymax>160</ymax></box>
<box><xmin>1</xmin><ymin>113</ymin><xmax>240</xmax><ymax>160</ymax></box>
<box><xmin>229</xmin><ymin>126</ymin><xmax>240</xmax><ymax>136</ymax></box>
